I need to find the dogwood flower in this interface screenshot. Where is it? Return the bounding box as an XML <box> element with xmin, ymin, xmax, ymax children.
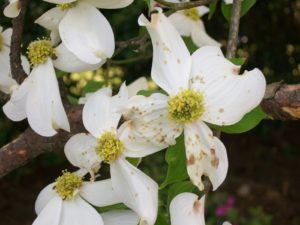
<box><xmin>64</xmin><ymin>84</ymin><xmax>158</xmax><ymax>225</ymax></box>
<box><xmin>224</xmin><ymin>0</ymin><xmax>233</xmax><ymax>4</ymax></box>
<box><xmin>167</xmin><ymin>1</ymin><xmax>220</xmax><ymax>47</ymax></box>
<box><xmin>3</xmin><ymin>0</ymin><xmax>21</xmax><ymax>18</ymax></box>
<box><xmin>33</xmin><ymin>171</ymin><xmax>139</xmax><ymax>225</ymax></box>
<box><xmin>0</xmin><ymin>26</ymin><xmax>30</xmax><ymax>94</ymax></box>
<box><xmin>170</xmin><ymin>193</ymin><xmax>231</xmax><ymax>225</ymax></box>
<box><xmin>35</xmin><ymin>0</ymin><xmax>133</xmax><ymax>64</ymax></box>
<box><xmin>122</xmin><ymin>11</ymin><xmax>266</xmax><ymax>191</ymax></box>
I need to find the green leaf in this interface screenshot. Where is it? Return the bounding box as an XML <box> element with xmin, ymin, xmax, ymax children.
<box><xmin>209</xmin><ymin>106</ymin><xmax>267</xmax><ymax>134</ymax></box>
<box><xmin>137</xmin><ymin>89</ymin><xmax>167</xmax><ymax>97</ymax></box>
<box><xmin>155</xmin><ymin>214</ymin><xmax>169</xmax><ymax>225</ymax></box>
<box><xmin>208</xmin><ymin>1</ymin><xmax>218</xmax><ymax>20</ymax></box>
<box><xmin>67</xmin><ymin>95</ymin><xmax>78</xmax><ymax>105</ymax></box>
<box><xmin>229</xmin><ymin>57</ymin><xmax>246</xmax><ymax>66</ymax></box>
<box><xmin>126</xmin><ymin>157</ymin><xmax>141</xmax><ymax>166</ymax></box>
<box><xmin>221</xmin><ymin>0</ymin><xmax>257</xmax><ymax>21</ymax></box>
<box><xmin>167</xmin><ymin>181</ymin><xmax>196</xmax><ymax>208</ymax></box>
<box><xmin>160</xmin><ymin>135</ymin><xmax>188</xmax><ymax>189</ymax></box>
<box><xmin>81</xmin><ymin>81</ymin><xmax>105</xmax><ymax>96</ymax></box>
<box><xmin>182</xmin><ymin>36</ymin><xmax>198</xmax><ymax>54</ymax></box>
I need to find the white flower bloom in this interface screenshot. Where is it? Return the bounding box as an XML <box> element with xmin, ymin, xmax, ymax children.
<box><xmin>65</xmin><ymin>84</ymin><xmax>159</xmax><ymax>225</ymax></box>
<box><xmin>170</xmin><ymin>193</ymin><xmax>231</xmax><ymax>225</ymax></box>
<box><xmin>122</xmin><ymin>11</ymin><xmax>266</xmax><ymax>191</ymax></box>
<box><xmin>0</xmin><ymin>26</ymin><xmax>30</xmax><ymax>94</ymax></box>
<box><xmin>224</xmin><ymin>0</ymin><xmax>233</xmax><ymax>4</ymax></box>
<box><xmin>166</xmin><ymin>2</ymin><xmax>221</xmax><ymax>47</ymax></box>
<box><xmin>3</xmin><ymin>0</ymin><xmax>21</xmax><ymax>18</ymax></box>
<box><xmin>33</xmin><ymin>171</ymin><xmax>139</xmax><ymax>225</ymax></box>
<box><xmin>36</xmin><ymin>0</ymin><xmax>133</xmax><ymax>65</ymax></box>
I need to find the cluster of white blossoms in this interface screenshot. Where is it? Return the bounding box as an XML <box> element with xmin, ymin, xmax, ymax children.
<box><xmin>0</xmin><ymin>0</ymin><xmax>266</xmax><ymax>225</ymax></box>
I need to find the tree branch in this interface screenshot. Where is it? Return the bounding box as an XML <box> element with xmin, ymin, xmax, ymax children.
<box><xmin>155</xmin><ymin>0</ymin><xmax>214</xmax><ymax>10</ymax></box>
<box><xmin>10</xmin><ymin>0</ymin><xmax>28</xmax><ymax>84</ymax></box>
<box><xmin>226</xmin><ymin>0</ymin><xmax>243</xmax><ymax>58</ymax></box>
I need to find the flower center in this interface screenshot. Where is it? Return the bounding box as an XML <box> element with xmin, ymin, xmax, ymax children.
<box><xmin>0</xmin><ymin>34</ymin><xmax>3</xmax><ymax>52</ymax></box>
<box><xmin>27</xmin><ymin>39</ymin><xmax>56</xmax><ymax>67</ymax></box>
<box><xmin>58</xmin><ymin>1</ymin><xmax>78</xmax><ymax>10</ymax></box>
<box><xmin>54</xmin><ymin>171</ymin><xmax>83</xmax><ymax>200</ymax></box>
<box><xmin>168</xmin><ymin>90</ymin><xmax>205</xmax><ymax>124</ymax></box>
<box><xmin>184</xmin><ymin>8</ymin><xmax>200</xmax><ymax>21</ymax></box>
<box><xmin>96</xmin><ymin>132</ymin><xmax>124</xmax><ymax>164</ymax></box>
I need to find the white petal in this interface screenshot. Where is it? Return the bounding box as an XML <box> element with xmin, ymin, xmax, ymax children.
<box><xmin>170</xmin><ymin>193</ymin><xmax>205</xmax><ymax>225</ymax></box>
<box><xmin>120</xmin><ymin>93</ymin><xmax>182</xmax><ymax>157</ymax></box>
<box><xmin>111</xmin><ymin>158</ymin><xmax>158</xmax><ymax>225</ymax></box>
<box><xmin>33</xmin><ymin>196</ymin><xmax>62</xmax><ymax>225</ymax></box>
<box><xmin>83</xmin><ymin>88</ymin><xmax>121</xmax><ymax>137</ymax></box>
<box><xmin>35</xmin><ymin>7</ymin><xmax>65</xmax><ymax>31</ymax></box>
<box><xmin>59</xmin><ymin>196</ymin><xmax>104</xmax><ymax>225</ymax></box>
<box><xmin>168</xmin><ymin>12</ymin><xmax>193</xmax><ymax>37</ymax></box>
<box><xmin>2</xmin><ymin>28</ymin><xmax>12</xmax><ymax>46</ymax></box>
<box><xmin>26</xmin><ymin>59</ymin><xmax>70</xmax><ymax>137</ymax></box>
<box><xmin>80</xmin><ymin>179</ymin><xmax>121</xmax><ymax>207</ymax></box>
<box><xmin>101</xmin><ymin>210</ymin><xmax>139</xmax><ymax>225</ymax></box>
<box><xmin>197</xmin><ymin>6</ymin><xmax>209</xmax><ymax>17</ymax></box>
<box><xmin>127</xmin><ymin>77</ymin><xmax>148</xmax><ymax>97</ymax></box>
<box><xmin>111</xmin><ymin>82</ymin><xmax>129</xmax><ymax>113</ymax></box>
<box><xmin>43</xmin><ymin>0</ymin><xmax>76</xmax><ymax>4</ymax></box>
<box><xmin>59</xmin><ymin>2</ymin><xmax>115</xmax><ymax>64</ymax></box>
<box><xmin>223</xmin><ymin>222</ymin><xmax>232</xmax><ymax>225</ymax></box>
<box><xmin>190</xmin><ymin>22</ymin><xmax>221</xmax><ymax>48</ymax></box>
<box><xmin>54</xmin><ymin>42</ymin><xmax>105</xmax><ymax>72</ymax></box>
<box><xmin>83</xmin><ymin>0</ymin><xmax>134</xmax><ymax>9</ymax></box>
<box><xmin>50</xmin><ymin>30</ymin><xmax>61</xmax><ymax>46</ymax></box>
<box><xmin>3</xmin><ymin>77</ymin><xmax>30</xmax><ymax>121</ymax></box>
<box><xmin>0</xmin><ymin>47</ymin><xmax>17</xmax><ymax>93</ymax></box>
<box><xmin>224</xmin><ymin>0</ymin><xmax>233</xmax><ymax>4</ymax></box>
<box><xmin>3</xmin><ymin>0</ymin><xmax>21</xmax><ymax>18</ymax></box>
<box><xmin>64</xmin><ymin>133</ymin><xmax>101</xmax><ymax>171</ymax></box>
<box><xmin>190</xmin><ymin>46</ymin><xmax>266</xmax><ymax>126</ymax></box>
<box><xmin>139</xmin><ymin>12</ymin><xmax>191</xmax><ymax>95</ymax></box>
<box><xmin>35</xmin><ymin>183</ymin><xmax>57</xmax><ymax>215</ymax></box>
<box><xmin>184</xmin><ymin>120</ymin><xmax>228</xmax><ymax>191</ymax></box>
<box><xmin>21</xmin><ymin>55</ymin><xmax>30</xmax><ymax>74</ymax></box>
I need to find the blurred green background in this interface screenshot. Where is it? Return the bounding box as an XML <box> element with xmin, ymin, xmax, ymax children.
<box><xmin>0</xmin><ymin>0</ymin><xmax>300</xmax><ymax>224</ymax></box>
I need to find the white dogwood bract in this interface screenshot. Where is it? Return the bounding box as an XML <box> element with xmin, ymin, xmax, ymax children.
<box><xmin>65</xmin><ymin>84</ymin><xmax>158</xmax><ymax>225</ymax></box>
<box><xmin>167</xmin><ymin>3</ymin><xmax>221</xmax><ymax>47</ymax></box>
<box><xmin>3</xmin><ymin>0</ymin><xmax>21</xmax><ymax>18</ymax></box>
<box><xmin>36</xmin><ymin>0</ymin><xmax>133</xmax><ymax>65</ymax></box>
<box><xmin>123</xmin><ymin>11</ymin><xmax>267</xmax><ymax>191</ymax></box>
<box><xmin>32</xmin><ymin>174</ymin><xmax>133</xmax><ymax>225</ymax></box>
<box><xmin>170</xmin><ymin>193</ymin><xmax>232</xmax><ymax>225</ymax></box>
<box><xmin>224</xmin><ymin>0</ymin><xmax>233</xmax><ymax>4</ymax></box>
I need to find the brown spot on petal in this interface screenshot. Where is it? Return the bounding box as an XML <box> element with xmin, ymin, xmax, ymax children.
<box><xmin>187</xmin><ymin>154</ymin><xmax>195</xmax><ymax>165</ymax></box>
<box><xmin>210</xmin><ymin>149</ymin><xmax>219</xmax><ymax>168</ymax></box>
<box><xmin>219</xmin><ymin>108</ymin><xmax>224</xmax><ymax>113</ymax></box>
<box><xmin>193</xmin><ymin>200</ymin><xmax>202</xmax><ymax>213</ymax></box>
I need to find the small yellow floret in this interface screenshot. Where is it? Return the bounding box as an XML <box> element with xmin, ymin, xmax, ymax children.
<box><xmin>58</xmin><ymin>2</ymin><xmax>78</xmax><ymax>10</ymax></box>
<box><xmin>184</xmin><ymin>8</ymin><xmax>200</xmax><ymax>21</ymax></box>
<box><xmin>96</xmin><ymin>132</ymin><xmax>124</xmax><ymax>164</ymax></box>
<box><xmin>54</xmin><ymin>171</ymin><xmax>83</xmax><ymax>200</ymax></box>
<box><xmin>0</xmin><ymin>34</ymin><xmax>4</xmax><ymax>52</ymax></box>
<box><xmin>168</xmin><ymin>90</ymin><xmax>205</xmax><ymax>124</ymax></box>
<box><xmin>27</xmin><ymin>39</ymin><xmax>56</xmax><ymax>67</ymax></box>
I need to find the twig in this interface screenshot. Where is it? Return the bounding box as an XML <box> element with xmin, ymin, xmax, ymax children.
<box><xmin>155</xmin><ymin>0</ymin><xmax>214</xmax><ymax>10</ymax></box>
<box><xmin>226</xmin><ymin>0</ymin><xmax>243</xmax><ymax>58</ymax></box>
<box><xmin>10</xmin><ymin>0</ymin><xmax>28</xmax><ymax>84</ymax></box>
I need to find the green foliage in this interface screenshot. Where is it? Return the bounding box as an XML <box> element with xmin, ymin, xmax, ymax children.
<box><xmin>137</xmin><ymin>89</ymin><xmax>167</xmax><ymax>97</ymax></box>
<box><xmin>221</xmin><ymin>0</ymin><xmax>257</xmax><ymax>21</ymax></box>
<box><xmin>183</xmin><ymin>36</ymin><xmax>198</xmax><ymax>54</ymax></box>
<box><xmin>209</xmin><ymin>106</ymin><xmax>267</xmax><ymax>134</ymax></box>
<box><xmin>208</xmin><ymin>1</ymin><xmax>218</xmax><ymax>20</ymax></box>
<box><xmin>155</xmin><ymin>214</ymin><xmax>169</xmax><ymax>225</ymax></box>
<box><xmin>160</xmin><ymin>135</ymin><xmax>188</xmax><ymax>189</ymax></box>
<box><xmin>240</xmin><ymin>207</ymin><xmax>273</xmax><ymax>225</ymax></box>
<box><xmin>81</xmin><ymin>81</ymin><xmax>105</xmax><ymax>96</ymax></box>
<box><xmin>229</xmin><ymin>57</ymin><xmax>246</xmax><ymax>66</ymax></box>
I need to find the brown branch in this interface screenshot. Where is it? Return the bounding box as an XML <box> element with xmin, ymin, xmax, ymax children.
<box><xmin>0</xmin><ymin>105</ymin><xmax>84</xmax><ymax>178</ymax></box>
<box><xmin>155</xmin><ymin>0</ymin><xmax>214</xmax><ymax>10</ymax></box>
<box><xmin>10</xmin><ymin>0</ymin><xmax>28</xmax><ymax>84</ymax></box>
<box><xmin>261</xmin><ymin>82</ymin><xmax>300</xmax><ymax>120</ymax></box>
<box><xmin>226</xmin><ymin>0</ymin><xmax>243</xmax><ymax>58</ymax></box>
